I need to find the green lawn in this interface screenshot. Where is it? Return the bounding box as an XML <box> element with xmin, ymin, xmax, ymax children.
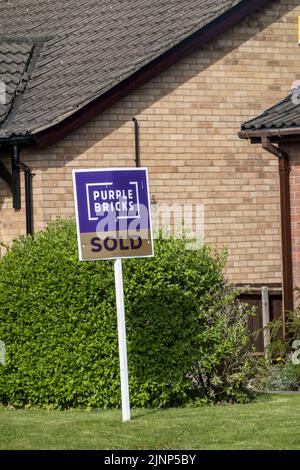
<box><xmin>0</xmin><ymin>394</ymin><xmax>300</xmax><ymax>450</ymax></box>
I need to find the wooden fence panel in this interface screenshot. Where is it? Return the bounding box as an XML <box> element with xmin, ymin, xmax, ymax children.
<box><xmin>238</xmin><ymin>290</ymin><xmax>282</xmax><ymax>354</ymax></box>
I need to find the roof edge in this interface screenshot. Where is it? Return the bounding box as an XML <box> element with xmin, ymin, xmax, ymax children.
<box><xmin>24</xmin><ymin>0</ymin><xmax>269</xmax><ymax>146</ymax></box>
<box><xmin>238</xmin><ymin>127</ymin><xmax>300</xmax><ymax>141</ymax></box>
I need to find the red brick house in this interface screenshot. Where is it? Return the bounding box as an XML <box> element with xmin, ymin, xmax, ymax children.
<box><xmin>240</xmin><ymin>84</ymin><xmax>300</xmax><ymax>310</ymax></box>
<box><xmin>1</xmin><ymin>0</ymin><xmax>300</xmax><ymax>321</ymax></box>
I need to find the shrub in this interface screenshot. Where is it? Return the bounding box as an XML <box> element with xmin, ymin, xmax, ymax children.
<box><xmin>251</xmin><ymin>303</ymin><xmax>300</xmax><ymax>393</ymax></box>
<box><xmin>254</xmin><ymin>303</ymin><xmax>300</xmax><ymax>368</ymax></box>
<box><xmin>0</xmin><ymin>218</ymin><xmax>253</xmax><ymax>409</ymax></box>
<box><xmin>189</xmin><ymin>285</ymin><xmax>255</xmax><ymax>403</ymax></box>
<box><xmin>252</xmin><ymin>359</ymin><xmax>300</xmax><ymax>392</ymax></box>
<box><xmin>263</xmin><ymin>309</ymin><xmax>300</xmax><ymax>360</ymax></box>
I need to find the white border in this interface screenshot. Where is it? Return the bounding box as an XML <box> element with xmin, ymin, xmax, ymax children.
<box><xmin>72</xmin><ymin>170</ymin><xmax>84</xmax><ymax>261</ymax></box>
<box><xmin>118</xmin><ymin>181</ymin><xmax>141</xmax><ymax>220</ymax></box>
<box><xmin>72</xmin><ymin>167</ymin><xmax>154</xmax><ymax>262</ymax></box>
<box><xmin>86</xmin><ymin>182</ymin><xmax>113</xmax><ymax>221</ymax></box>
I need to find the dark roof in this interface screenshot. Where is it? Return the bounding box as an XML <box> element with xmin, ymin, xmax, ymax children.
<box><xmin>0</xmin><ymin>42</ymin><xmax>33</xmax><ymax>124</ymax></box>
<box><xmin>0</xmin><ymin>0</ymin><xmax>263</xmax><ymax>140</ymax></box>
<box><xmin>241</xmin><ymin>87</ymin><xmax>300</xmax><ymax>131</ymax></box>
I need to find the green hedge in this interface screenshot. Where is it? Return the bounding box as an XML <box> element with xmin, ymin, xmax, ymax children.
<box><xmin>0</xmin><ymin>219</ymin><xmax>253</xmax><ymax>408</ymax></box>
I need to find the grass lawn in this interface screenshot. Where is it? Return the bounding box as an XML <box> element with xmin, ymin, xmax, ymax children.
<box><xmin>0</xmin><ymin>394</ymin><xmax>300</xmax><ymax>450</ymax></box>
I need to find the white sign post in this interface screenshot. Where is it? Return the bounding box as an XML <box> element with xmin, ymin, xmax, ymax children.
<box><xmin>73</xmin><ymin>168</ymin><xmax>153</xmax><ymax>423</ymax></box>
<box><xmin>114</xmin><ymin>258</ymin><xmax>131</xmax><ymax>422</ymax></box>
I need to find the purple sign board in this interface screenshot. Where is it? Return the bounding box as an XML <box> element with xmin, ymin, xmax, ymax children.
<box><xmin>72</xmin><ymin>168</ymin><xmax>153</xmax><ymax>261</ymax></box>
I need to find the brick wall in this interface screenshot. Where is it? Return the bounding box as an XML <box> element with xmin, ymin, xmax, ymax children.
<box><xmin>1</xmin><ymin>0</ymin><xmax>300</xmax><ymax>284</ymax></box>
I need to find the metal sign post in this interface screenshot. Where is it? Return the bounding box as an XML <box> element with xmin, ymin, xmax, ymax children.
<box><xmin>73</xmin><ymin>167</ymin><xmax>153</xmax><ymax>423</ymax></box>
<box><xmin>114</xmin><ymin>258</ymin><xmax>130</xmax><ymax>422</ymax></box>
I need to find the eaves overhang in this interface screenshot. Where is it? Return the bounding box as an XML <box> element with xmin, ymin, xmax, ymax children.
<box><xmin>0</xmin><ymin>0</ymin><xmax>269</xmax><ymax>147</ymax></box>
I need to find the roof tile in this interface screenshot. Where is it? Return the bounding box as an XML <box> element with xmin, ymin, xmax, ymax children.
<box><xmin>0</xmin><ymin>42</ymin><xmax>33</xmax><ymax>123</ymax></box>
<box><xmin>241</xmin><ymin>90</ymin><xmax>300</xmax><ymax>131</ymax></box>
<box><xmin>0</xmin><ymin>0</ymin><xmax>241</xmax><ymax>137</ymax></box>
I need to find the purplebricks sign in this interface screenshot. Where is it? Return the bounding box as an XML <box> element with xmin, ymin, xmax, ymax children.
<box><xmin>72</xmin><ymin>168</ymin><xmax>153</xmax><ymax>260</ymax></box>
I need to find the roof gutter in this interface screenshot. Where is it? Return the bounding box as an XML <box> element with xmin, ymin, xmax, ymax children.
<box><xmin>32</xmin><ymin>0</ymin><xmax>269</xmax><ymax>146</ymax></box>
<box><xmin>0</xmin><ymin>135</ymin><xmax>34</xmax><ymax>145</ymax></box>
<box><xmin>239</xmin><ymin>127</ymin><xmax>300</xmax><ymax>140</ymax></box>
